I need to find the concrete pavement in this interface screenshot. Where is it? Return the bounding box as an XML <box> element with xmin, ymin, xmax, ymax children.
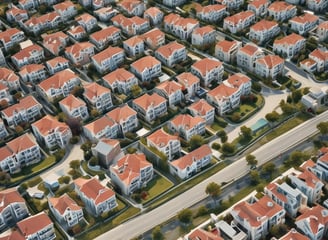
<box><xmin>95</xmin><ymin>110</ymin><xmax>328</xmax><ymax>240</ymax></box>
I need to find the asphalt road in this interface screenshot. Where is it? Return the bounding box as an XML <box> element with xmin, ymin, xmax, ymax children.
<box><xmin>95</xmin><ymin>110</ymin><xmax>328</xmax><ymax>240</ymax></box>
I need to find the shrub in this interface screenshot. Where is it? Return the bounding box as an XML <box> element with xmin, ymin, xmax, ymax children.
<box><xmin>126</xmin><ymin>147</ymin><xmax>138</xmax><ymax>154</ymax></box>
<box><xmin>212</xmin><ymin>142</ymin><xmax>221</xmax><ymax>150</ymax></box>
<box><xmin>69</xmin><ymin>136</ymin><xmax>79</xmax><ymax>144</ymax></box>
<box><xmin>221</xmin><ymin>143</ymin><xmax>235</xmax><ymax>154</ymax></box>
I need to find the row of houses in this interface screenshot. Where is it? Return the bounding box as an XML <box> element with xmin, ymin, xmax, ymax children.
<box><xmin>186</xmin><ymin>148</ymin><xmax>328</xmax><ymax>240</ymax></box>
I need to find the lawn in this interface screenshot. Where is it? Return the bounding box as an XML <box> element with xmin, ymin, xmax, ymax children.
<box><xmin>210</xmin><ymin>122</ymin><xmax>223</xmax><ymax>131</ymax></box>
<box><xmin>142</xmin><ymin>175</ymin><xmax>174</xmax><ymax>204</ymax></box>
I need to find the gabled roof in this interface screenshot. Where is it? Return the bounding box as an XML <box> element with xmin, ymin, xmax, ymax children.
<box><xmin>268</xmin><ymin>1</ymin><xmax>295</xmax><ymax>12</ymax></box>
<box><xmin>207</xmin><ymin>84</ymin><xmax>238</xmax><ymax>100</ymax></box>
<box><xmin>251</xmin><ymin>19</ymin><xmax>278</xmax><ymax>32</ymax></box>
<box><xmin>131</xmin><ymin>56</ymin><xmax>161</xmax><ymax>73</ymax></box>
<box><xmin>141</xmin><ymin>28</ymin><xmax>165</xmax><ymax>43</ymax></box>
<box><xmin>39</xmin><ymin>69</ymin><xmax>79</xmax><ymax>91</ymax></box>
<box><xmin>32</xmin><ymin>115</ymin><xmax>70</xmax><ymax>136</ymax></box>
<box><xmin>12</xmin><ymin>44</ymin><xmax>43</xmax><ymax>61</ymax></box>
<box><xmin>53</xmin><ymin>0</ymin><xmax>75</xmax><ymax>11</ymax></box>
<box><xmin>59</xmin><ymin>94</ymin><xmax>86</xmax><ymax>111</ymax></box>
<box><xmin>156</xmin><ymin>41</ymin><xmax>185</xmax><ymax>59</ymax></box>
<box><xmin>248</xmin><ymin>0</ymin><xmax>269</xmax><ymax>9</ymax></box>
<box><xmin>309</xmin><ymin>48</ymin><xmax>328</xmax><ymax>61</ymax></box>
<box><xmin>171</xmin><ymin>114</ymin><xmax>205</xmax><ymax>130</ymax></box>
<box><xmin>74</xmin><ymin>177</ymin><xmax>115</xmax><ymax>204</ymax></box>
<box><xmin>192</xmin><ymin>58</ymin><xmax>223</xmax><ymax>76</ymax></box>
<box><xmin>164</xmin><ymin>13</ymin><xmax>199</xmax><ymax>28</ymax></box>
<box><xmin>123</xmin><ymin>36</ymin><xmax>143</xmax><ymax>47</ymax></box>
<box><xmin>148</xmin><ymin>128</ymin><xmax>179</xmax><ymax>147</ymax></box>
<box><xmin>155</xmin><ymin>80</ymin><xmax>182</xmax><ymax>95</ymax></box>
<box><xmin>297</xmin><ymin>169</ymin><xmax>323</xmax><ymax>189</ymax></box>
<box><xmin>92</xmin><ymin>46</ymin><xmax>124</xmax><ymax>63</ymax></box>
<box><xmin>0</xmin><ymin>230</ymin><xmax>24</xmax><ymax>240</ymax></box>
<box><xmin>317</xmin><ymin>21</ymin><xmax>328</xmax><ymax>30</ymax></box>
<box><xmin>216</xmin><ymin>39</ymin><xmax>240</xmax><ymax>53</ymax></box>
<box><xmin>49</xmin><ymin>193</ymin><xmax>82</xmax><ymax>215</ymax></box>
<box><xmin>118</xmin><ymin>0</ymin><xmax>143</xmax><ymax>12</ymax></box>
<box><xmin>274</xmin><ymin>33</ymin><xmax>305</xmax><ymax>46</ymax></box>
<box><xmin>226</xmin><ymin>73</ymin><xmax>251</xmax><ymax>88</ymax></box>
<box><xmin>24</xmin><ymin>12</ymin><xmax>60</xmax><ymax>27</ymax></box>
<box><xmin>0</xmin><ymin>146</ymin><xmax>14</xmax><ymax>161</ymax></box>
<box><xmin>170</xmin><ymin>145</ymin><xmax>211</xmax><ymax>170</ymax></box>
<box><xmin>111</xmin><ymin>153</ymin><xmax>152</xmax><ymax>185</ymax></box>
<box><xmin>176</xmin><ymin>72</ymin><xmax>200</xmax><ymax>88</ymax></box>
<box><xmin>0</xmin><ymin>28</ymin><xmax>23</xmax><ymax>44</ymax></box>
<box><xmin>75</xmin><ymin>13</ymin><xmax>96</xmax><ymax>23</ymax></box>
<box><xmin>296</xmin><ymin>205</ymin><xmax>328</xmax><ymax>235</ymax></box>
<box><xmin>133</xmin><ymin>93</ymin><xmax>166</xmax><ymax>110</ymax></box>
<box><xmin>188</xmin><ymin>228</ymin><xmax>223</xmax><ymax>240</ymax></box>
<box><xmin>189</xmin><ymin>99</ymin><xmax>214</xmax><ymax>115</ymax></box>
<box><xmin>103</xmin><ymin>68</ymin><xmax>135</xmax><ymax>85</ymax></box>
<box><xmin>46</xmin><ymin>56</ymin><xmax>69</xmax><ymax>68</ymax></box>
<box><xmin>67</xmin><ymin>25</ymin><xmax>86</xmax><ymax>36</ymax></box>
<box><xmin>0</xmin><ymin>68</ymin><xmax>19</xmax><ymax>83</ymax></box>
<box><xmin>65</xmin><ymin>42</ymin><xmax>94</xmax><ymax>58</ymax></box>
<box><xmin>238</xmin><ymin>43</ymin><xmax>262</xmax><ymax>56</ymax></box>
<box><xmin>256</xmin><ymin>55</ymin><xmax>284</xmax><ymax>69</ymax></box>
<box><xmin>19</xmin><ymin>64</ymin><xmax>45</xmax><ymax>76</ymax></box>
<box><xmin>17</xmin><ymin>212</ymin><xmax>53</xmax><ymax>236</ymax></box>
<box><xmin>280</xmin><ymin>228</ymin><xmax>310</xmax><ymax>240</ymax></box>
<box><xmin>0</xmin><ymin>189</ymin><xmax>26</xmax><ymax>212</ymax></box>
<box><xmin>289</xmin><ymin>13</ymin><xmax>319</xmax><ymax>25</ymax></box>
<box><xmin>192</xmin><ymin>26</ymin><xmax>215</xmax><ymax>37</ymax></box>
<box><xmin>106</xmin><ymin>104</ymin><xmax>137</xmax><ymax>123</ymax></box>
<box><xmin>83</xmin><ymin>82</ymin><xmax>111</xmax><ymax>100</ymax></box>
<box><xmin>90</xmin><ymin>26</ymin><xmax>121</xmax><ymax>42</ymax></box>
<box><xmin>84</xmin><ymin>115</ymin><xmax>117</xmax><ymax>135</ymax></box>
<box><xmin>224</xmin><ymin>10</ymin><xmax>254</xmax><ymax>24</ymax></box>
<box><xmin>144</xmin><ymin>6</ymin><xmax>162</xmax><ymax>18</ymax></box>
<box><xmin>2</xmin><ymin>95</ymin><xmax>41</xmax><ymax>117</ymax></box>
<box><xmin>199</xmin><ymin>4</ymin><xmax>226</xmax><ymax>14</ymax></box>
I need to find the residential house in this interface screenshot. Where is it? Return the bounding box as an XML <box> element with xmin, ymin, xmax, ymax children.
<box><xmin>255</xmin><ymin>55</ymin><xmax>285</xmax><ymax>79</ymax></box>
<box><xmin>155</xmin><ymin>80</ymin><xmax>183</xmax><ymax>107</ymax></box>
<box><xmin>19</xmin><ymin>64</ymin><xmax>47</xmax><ymax>83</ymax></box>
<box><xmin>300</xmin><ymin>58</ymin><xmax>318</xmax><ymax>73</ymax></box>
<box><xmin>308</xmin><ymin>48</ymin><xmax>328</xmax><ymax>72</ymax></box>
<box><xmin>280</xmin><ymin>229</ymin><xmax>310</xmax><ymax>240</ymax></box>
<box><xmin>289</xmin><ymin>170</ymin><xmax>324</xmax><ymax>204</ymax></box>
<box><xmin>130</xmin><ymin>56</ymin><xmax>161</xmax><ymax>82</ymax></box>
<box><xmin>306</xmin><ymin>0</ymin><xmax>328</xmax><ymax>12</ymax></box>
<box><xmin>32</xmin><ymin>115</ymin><xmax>72</xmax><ymax>149</ymax></box>
<box><xmin>94</xmin><ymin>7</ymin><xmax>118</xmax><ymax>22</ymax></box>
<box><xmin>18</xmin><ymin>0</ymin><xmax>38</xmax><ymax>10</ymax></box>
<box><xmin>187</xmin><ymin>228</ymin><xmax>223</xmax><ymax>240</ymax></box>
<box><xmin>164</xmin><ymin>13</ymin><xmax>199</xmax><ymax>40</ymax></box>
<box><xmin>215</xmin><ymin>0</ymin><xmax>243</xmax><ymax>10</ymax></box>
<box><xmin>83</xmin><ymin>82</ymin><xmax>113</xmax><ymax>113</ymax></box>
<box><xmin>90</xmin><ymin>26</ymin><xmax>121</xmax><ymax>50</ymax></box>
<box><xmin>123</xmin><ymin>36</ymin><xmax>144</xmax><ymax>57</ymax></box>
<box><xmin>267</xmin><ymin>1</ymin><xmax>297</xmax><ymax>22</ymax></box>
<box><xmin>224</xmin><ymin>73</ymin><xmax>252</xmax><ymax>96</ymax></box>
<box><xmin>155</xmin><ymin>41</ymin><xmax>186</xmax><ymax>67</ymax></box>
<box><xmin>75</xmin><ymin>13</ymin><xmax>98</xmax><ymax>32</ymax></box>
<box><xmin>37</xmin><ymin>69</ymin><xmax>81</xmax><ymax>102</ymax></box>
<box><xmin>231</xmin><ymin>196</ymin><xmax>286</xmax><ymax>240</ymax></box>
<box><xmin>188</xmin><ymin>99</ymin><xmax>215</xmax><ymax>125</ymax></box>
<box><xmin>191</xmin><ymin>58</ymin><xmax>224</xmax><ymax>87</ymax></box>
<box><xmin>42</xmin><ymin>31</ymin><xmax>69</xmax><ymax>56</ymax></box>
<box><xmin>237</xmin><ymin>43</ymin><xmax>264</xmax><ymax>71</ymax></box>
<box><xmin>49</xmin><ymin>194</ymin><xmax>84</xmax><ymax>229</ymax></box>
<box><xmin>0</xmin><ymin>118</ymin><xmax>8</xmax><ymax>139</ymax></box>
<box><xmin>247</xmin><ymin>0</ymin><xmax>270</xmax><ymax>17</ymax></box>
<box><xmin>111</xmin><ymin>14</ymin><xmax>150</xmax><ymax>36</ymax></box>
<box><xmin>65</xmin><ymin>42</ymin><xmax>95</xmax><ymax>66</ymax></box>
<box><xmin>103</xmin><ymin>68</ymin><xmax>138</xmax><ymax>94</ymax></box>
<box><xmin>289</xmin><ymin>13</ymin><xmax>319</xmax><ymax>35</ymax></box>
<box><xmin>17</xmin><ymin>212</ymin><xmax>56</xmax><ymax>240</ymax></box>
<box><xmin>265</xmin><ymin>181</ymin><xmax>308</xmax><ymax>217</ymax></box>
<box><xmin>106</xmin><ymin>104</ymin><xmax>138</xmax><ymax>135</ymax></box>
<box><xmin>249</xmin><ymin>19</ymin><xmax>280</xmax><ymax>44</ymax></box>
<box><xmin>0</xmin><ymin>81</ymin><xmax>10</xmax><ymax>103</ymax></box>
<box><xmin>83</xmin><ymin>115</ymin><xmax>119</xmax><ymax>142</ymax></box>
<box><xmin>215</xmin><ymin>39</ymin><xmax>242</xmax><ymax>63</ymax></box>
<box><xmin>1</xmin><ymin>95</ymin><xmax>42</xmax><ymax>128</ymax></box>
<box><xmin>91</xmin><ymin>0</ymin><xmax>114</xmax><ymax>9</ymax></box>
<box><xmin>11</xmin><ymin>44</ymin><xmax>44</xmax><ymax>69</ymax></box>
<box><xmin>273</xmin><ymin>33</ymin><xmax>306</xmax><ymax>58</ymax></box>
<box><xmin>0</xmin><ymin>28</ymin><xmax>25</xmax><ymax>51</ymax></box>
<box><xmin>295</xmin><ymin>205</ymin><xmax>328</xmax><ymax>240</ymax></box>
<box><xmin>143</xmin><ymin>7</ymin><xmax>163</xmax><ymax>26</ymax></box>
<box><xmin>0</xmin><ymin>189</ymin><xmax>29</xmax><ymax>231</ymax></box>
<box><xmin>169</xmin><ymin>114</ymin><xmax>206</xmax><ymax>141</ymax></box>
<box><xmin>0</xmin><ymin>146</ymin><xmax>18</xmax><ymax>174</ymax></box>
<box><xmin>45</xmin><ymin>56</ymin><xmax>70</xmax><ymax>75</ymax></box>
<box><xmin>66</xmin><ymin>25</ymin><xmax>87</xmax><ymax>41</ymax></box>
<box><xmin>132</xmin><ymin>93</ymin><xmax>167</xmax><ymax>122</ymax></box>
<box><xmin>163</xmin><ymin>0</ymin><xmax>185</xmax><ymax>7</ymax></box>
<box><xmin>118</xmin><ymin>0</ymin><xmax>145</xmax><ymax>16</ymax></box>
<box><xmin>74</xmin><ymin>177</ymin><xmax>117</xmax><ymax>217</ymax></box>
<box><xmin>6</xmin><ymin>5</ymin><xmax>28</xmax><ymax>23</ymax></box>
<box><xmin>301</xmin><ymin>87</ymin><xmax>328</xmax><ymax>112</ymax></box>
<box><xmin>223</xmin><ymin>11</ymin><xmax>255</xmax><ymax>34</ymax></box>
<box><xmin>53</xmin><ymin>1</ymin><xmax>77</xmax><ymax>21</ymax></box>
<box><xmin>176</xmin><ymin>72</ymin><xmax>200</xmax><ymax>100</ymax></box>
<box><xmin>147</xmin><ymin>128</ymin><xmax>181</xmax><ymax>161</ymax></box>
<box><xmin>6</xmin><ymin>134</ymin><xmax>41</xmax><ymax>168</ymax></box>
<box><xmin>206</xmin><ymin>84</ymin><xmax>240</xmax><ymax>115</ymax></box>
<box><xmin>196</xmin><ymin>4</ymin><xmax>227</xmax><ymax>23</ymax></box>
<box><xmin>91</xmin><ymin>47</ymin><xmax>125</xmax><ymax>74</ymax></box>
<box><xmin>39</xmin><ymin>0</ymin><xmax>60</xmax><ymax>6</ymax></box>
<box><xmin>59</xmin><ymin>94</ymin><xmax>89</xmax><ymax>120</ymax></box>
<box><xmin>317</xmin><ymin>21</ymin><xmax>328</xmax><ymax>42</ymax></box>
<box><xmin>141</xmin><ymin>28</ymin><xmax>165</xmax><ymax>50</ymax></box>
<box><xmin>192</xmin><ymin>26</ymin><xmax>216</xmax><ymax>48</ymax></box>
<box><xmin>23</xmin><ymin>12</ymin><xmax>62</xmax><ymax>34</ymax></box>
<box><xmin>0</xmin><ymin>67</ymin><xmax>20</xmax><ymax>90</ymax></box>
<box><xmin>110</xmin><ymin>153</ymin><xmax>153</xmax><ymax>195</ymax></box>
<box><xmin>91</xmin><ymin>138</ymin><xmax>121</xmax><ymax>167</ymax></box>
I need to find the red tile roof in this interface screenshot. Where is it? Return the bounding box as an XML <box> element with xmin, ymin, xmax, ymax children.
<box><xmin>226</xmin><ymin>73</ymin><xmax>251</xmax><ymax>88</ymax></box>
<box><xmin>171</xmin><ymin>114</ymin><xmax>205</xmax><ymax>130</ymax></box>
<box><xmin>106</xmin><ymin>104</ymin><xmax>137</xmax><ymax>123</ymax></box>
<box><xmin>49</xmin><ymin>193</ymin><xmax>82</xmax><ymax>215</ymax></box>
<box><xmin>17</xmin><ymin>212</ymin><xmax>53</xmax><ymax>237</ymax></box>
<box><xmin>0</xmin><ymin>68</ymin><xmax>19</xmax><ymax>83</ymax></box>
<box><xmin>239</xmin><ymin>43</ymin><xmax>262</xmax><ymax>56</ymax></box>
<box><xmin>84</xmin><ymin>115</ymin><xmax>117</xmax><ymax>135</ymax></box>
<box><xmin>0</xmin><ymin>189</ymin><xmax>26</xmax><ymax>212</ymax></box>
<box><xmin>2</xmin><ymin>95</ymin><xmax>41</xmax><ymax>118</ymax></box>
<box><xmin>156</xmin><ymin>41</ymin><xmax>185</xmax><ymax>59</ymax></box>
<box><xmin>193</xmin><ymin>26</ymin><xmax>215</xmax><ymax>36</ymax></box>
<box><xmin>199</xmin><ymin>4</ymin><xmax>226</xmax><ymax>14</ymax></box>
<box><xmin>19</xmin><ymin>64</ymin><xmax>45</xmax><ymax>75</ymax></box>
<box><xmin>216</xmin><ymin>39</ymin><xmax>240</xmax><ymax>53</ymax></box>
<box><xmin>248</xmin><ymin>0</ymin><xmax>268</xmax><ymax>9</ymax></box>
<box><xmin>156</xmin><ymin>80</ymin><xmax>182</xmax><ymax>95</ymax></box>
<box><xmin>65</xmin><ymin>42</ymin><xmax>94</xmax><ymax>58</ymax></box>
<box><xmin>0</xmin><ymin>231</ymin><xmax>24</xmax><ymax>240</ymax></box>
<box><xmin>280</xmin><ymin>228</ymin><xmax>310</xmax><ymax>240</ymax></box>
<box><xmin>46</xmin><ymin>56</ymin><xmax>69</xmax><ymax>68</ymax></box>
<box><xmin>290</xmin><ymin>13</ymin><xmax>319</xmax><ymax>24</ymax></box>
<box><xmin>90</xmin><ymin>26</ymin><xmax>121</xmax><ymax>42</ymax></box>
<box><xmin>0</xmin><ymin>28</ymin><xmax>23</xmax><ymax>44</ymax></box>
<box><xmin>124</xmin><ymin>36</ymin><xmax>143</xmax><ymax>47</ymax></box>
<box><xmin>268</xmin><ymin>1</ymin><xmax>295</xmax><ymax>12</ymax></box>
<box><xmin>309</xmin><ymin>48</ymin><xmax>328</xmax><ymax>61</ymax></box>
<box><xmin>297</xmin><ymin>169</ymin><xmax>322</xmax><ymax>189</ymax></box>
<box><xmin>103</xmin><ymin>68</ymin><xmax>135</xmax><ymax>85</ymax></box>
<box><xmin>208</xmin><ymin>83</ymin><xmax>238</xmax><ymax>100</ymax></box>
<box><xmin>131</xmin><ymin>56</ymin><xmax>161</xmax><ymax>73</ymax></box>
<box><xmin>251</xmin><ymin>19</ymin><xmax>278</xmax><ymax>31</ymax></box>
<box><xmin>92</xmin><ymin>46</ymin><xmax>124</xmax><ymax>63</ymax></box>
<box><xmin>59</xmin><ymin>94</ymin><xmax>86</xmax><ymax>111</ymax></box>
<box><xmin>189</xmin><ymin>99</ymin><xmax>214</xmax><ymax>115</ymax></box>
<box><xmin>12</xmin><ymin>44</ymin><xmax>43</xmax><ymax>61</ymax></box>
<box><xmin>274</xmin><ymin>33</ymin><xmax>305</xmax><ymax>46</ymax></box>
<box><xmin>192</xmin><ymin>58</ymin><xmax>223</xmax><ymax>76</ymax></box>
<box><xmin>176</xmin><ymin>72</ymin><xmax>200</xmax><ymax>89</ymax></box>
<box><xmin>256</xmin><ymin>55</ymin><xmax>284</xmax><ymax>69</ymax></box>
<box><xmin>224</xmin><ymin>10</ymin><xmax>254</xmax><ymax>25</ymax></box>
<box><xmin>148</xmin><ymin>128</ymin><xmax>179</xmax><ymax>147</ymax></box>
<box><xmin>296</xmin><ymin>205</ymin><xmax>328</xmax><ymax>235</ymax></box>
<box><xmin>144</xmin><ymin>6</ymin><xmax>162</xmax><ymax>18</ymax></box>
<box><xmin>83</xmin><ymin>82</ymin><xmax>111</xmax><ymax>100</ymax></box>
<box><xmin>53</xmin><ymin>0</ymin><xmax>75</xmax><ymax>11</ymax></box>
<box><xmin>38</xmin><ymin>69</ymin><xmax>79</xmax><ymax>92</ymax></box>
<box><xmin>189</xmin><ymin>228</ymin><xmax>223</xmax><ymax>240</ymax></box>
<box><xmin>32</xmin><ymin>115</ymin><xmax>70</xmax><ymax>136</ymax></box>
<box><xmin>133</xmin><ymin>93</ymin><xmax>166</xmax><ymax>110</ymax></box>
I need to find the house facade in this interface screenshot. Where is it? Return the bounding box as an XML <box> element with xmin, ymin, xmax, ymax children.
<box><xmin>273</xmin><ymin>33</ymin><xmax>306</xmax><ymax>59</ymax></box>
<box><xmin>223</xmin><ymin>11</ymin><xmax>255</xmax><ymax>34</ymax></box>
<box><xmin>196</xmin><ymin>4</ymin><xmax>227</xmax><ymax>23</ymax></box>
<box><xmin>188</xmin><ymin>99</ymin><xmax>215</xmax><ymax>125</ymax></box>
<box><xmin>11</xmin><ymin>44</ymin><xmax>44</xmax><ymax>69</ymax></box>
<box><xmin>267</xmin><ymin>1</ymin><xmax>297</xmax><ymax>22</ymax></box>
<box><xmin>289</xmin><ymin>13</ymin><xmax>319</xmax><ymax>35</ymax></box>
<box><xmin>141</xmin><ymin>28</ymin><xmax>165</xmax><ymax>50</ymax></box>
<box><xmin>176</xmin><ymin>72</ymin><xmax>200</xmax><ymax>100</ymax></box>
<box><xmin>83</xmin><ymin>82</ymin><xmax>113</xmax><ymax>113</ymax></box>
<box><xmin>83</xmin><ymin>115</ymin><xmax>119</xmax><ymax>142</ymax></box>
<box><xmin>123</xmin><ymin>36</ymin><xmax>144</xmax><ymax>57</ymax></box>
<box><xmin>130</xmin><ymin>56</ymin><xmax>161</xmax><ymax>82</ymax></box>
<box><xmin>91</xmin><ymin>46</ymin><xmax>125</xmax><ymax>74</ymax></box>
<box><xmin>191</xmin><ymin>26</ymin><xmax>216</xmax><ymax>48</ymax></box>
<box><xmin>237</xmin><ymin>43</ymin><xmax>264</xmax><ymax>71</ymax></box>
<box><xmin>90</xmin><ymin>26</ymin><xmax>121</xmax><ymax>50</ymax></box>
<box><xmin>65</xmin><ymin>42</ymin><xmax>95</xmax><ymax>66</ymax></box>
<box><xmin>164</xmin><ymin>13</ymin><xmax>199</xmax><ymax>40</ymax></box>
<box><xmin>249</xmin><ymin>20</ymin><xmax>280</xmax><ymax>44</ymax></box>
<box><xmin>103</xmin><ymin>68</ymin><xmax>138</xmax><ymax>95</ymax></box>
<box><xmin>59</xmin><ymin>94</ymin><xmax>89</xmax><ymax>121</ymax></box>
<box><xmin>215</xmin><ymin>39</ymin><xmax>242</xmax><ymax>63</ymax></box>
<box><xmin>155</xmin><ymin>80</ymin><xmax>183</xmax><ymax>107</ymax></box>
<box><xmin>191</xmin><ymin>58</ymin><xmax>224</xmax><ymax>87</ymax></box>
<box><xmin>155</xmin><ymin>41</ymin><xmax>187</xmax><ymax>67</ymax></box>
<box><xmin>255</xmin><ymin>55</ymin><xmax>285</xmax><ymax>79</ymax></box>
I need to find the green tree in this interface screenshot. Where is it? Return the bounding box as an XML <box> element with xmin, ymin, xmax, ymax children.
<box><xmin>152</xmin><ymin>226</ymin><xmax>164</xmax><ymax>240</ymax></box>
<box><xmin>69</xmin><ymin>160</ymin><xmax>80</xmax><ymax>169</ymax></box>
<box><xmin>269</xmin><ymin>224</ymin><xmax>288</xmax><ymax>238</ymax></box>
<box><xmin>240</xmin><ymin>125</ymin><xmax>252</xmax><ymax>140</ymax></box>
<box><xmin>291</xmin><ymin>89</ymin><xmax>303</xmax><ymax>103</ymax></box>
<box><xmin>189</xmin><ymin>135</ymin><xmax>206</xmax><ymax>151</ymax></box>
<box><xmin>250</xmin><ymin>170</ymin><xmax>260</xmax><ymax>185</ymax></box>
<box><xmin>177</xmin><ymin>209</ymin><xmax>193</xmax><ymax>225</ymax></box>
<box><xmin>81</xmin><ymin>141</ymin><xmax>92</xmax><ymax>152</ymax></box>
<box><xmin>265</xmin><ymin>111</ymin><xmax>280</xmax><ymax>123</ymax></box>
<box><xmin>261</xmin><ymin>162</ymin><xmax>275</xmax><ymax>177</ymax></box>
<box><xmin>131</xmin><ymin>85</ymin><xmax>142</xmax><ymax>98</ymax></box>
<box><xmin>205</xmin><ymin>182</ymin><xmax>221</xmax><ymax>205</ymax></box>
<box><xmin>221</xmin><ymin>142</ymin><xmax>235</xmax><ymax>154</ymax></box>
<box><xmin>90</xmin><ymin>109</ymin><xmax>100</xmax><ymax>118</ymax></box>
<box><xmin>246</xmin><ymin>154</ymin><xmax>258</xmax><ymax>166</ymax></box>
<box><xmin>317</xmin><ymin>121</ymin><xmax>328</xmax><ymax>136</ymax></box>
<box><xmin>285</xmin><ymin>151</ymin><xmax>309</xmax><ymax>167</ymax></box>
